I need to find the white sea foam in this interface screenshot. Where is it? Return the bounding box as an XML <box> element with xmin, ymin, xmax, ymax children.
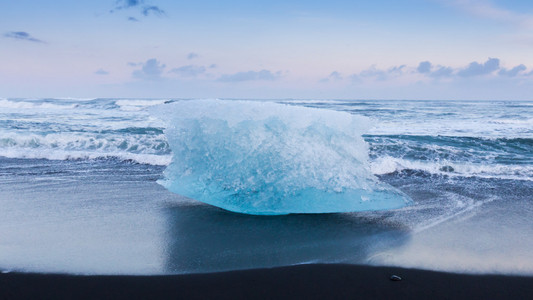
<box><xmin>0</xmin><ymin>147</ymin><xmax>171</xmax><ymax>165</ymax></box>
<box><xmin>0</xmin><ymin>132</ymin><xmax>171</xmax><ymax>165</ymax></box>
<box><xmin>371</xmin><ymin>155</ymin><xmax>533</xmax><ymax>181</ymax></box>
<box><xmin>488</xmin><ymin>118</ymin><xmax>533</xmax><ymax>125</ymax></box>
<box><xmin>115</xmin><ymin>99</ymin><xmax>169</xmax><ymax>111</ymax></box>
<box><xmin>54</xmin><ymin>97</ymin><xmax>97</xmax><ymax>101</ymax></box>
<box><xmin>0</xmin><ymin>99</ymin><xmax>78</xmax><ymax>110</ymax></box>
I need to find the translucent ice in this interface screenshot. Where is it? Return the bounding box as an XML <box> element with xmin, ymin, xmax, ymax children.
<box><xmin>152</xmin><ymin>100</ymin><xmax>412</xmax><ymax>215</ymax></box>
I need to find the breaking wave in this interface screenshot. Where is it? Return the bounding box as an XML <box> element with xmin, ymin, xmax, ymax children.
<box><xmin>370</xmin><ymin>156</ymin><xmax>533</xmax><ymax>181</ymax></box>
<box><xmin>0</xmin><ymin>132</ymin><xmax>171</xmax><ymax>165</ymax></box>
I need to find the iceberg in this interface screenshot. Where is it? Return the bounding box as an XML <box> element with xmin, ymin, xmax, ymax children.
<box><xmin>152</xmin><ymin>100</ymin><xmax>412</xmax><ymax>215</ymax></box>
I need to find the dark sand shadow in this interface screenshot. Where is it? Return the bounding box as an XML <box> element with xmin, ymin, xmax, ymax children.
<box><xmin>163</xmin><ymin>203</ymin><xmax>410</xmax><ymax>274</ymax></box>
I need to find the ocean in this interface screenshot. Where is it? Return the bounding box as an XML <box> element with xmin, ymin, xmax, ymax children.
<box><xmin>0</xmin><ymin>98</ymin><xmax>532</xmax><ymax>275</ymax></box>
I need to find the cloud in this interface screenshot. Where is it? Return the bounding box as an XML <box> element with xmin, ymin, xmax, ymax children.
<box><xmin>331</xmin><ymin>57</ymin><xmax>532</xmax><ymax>86</ymax></box>
<box><xmin>430</xmin><ymin>66</ymin><xmax>454</xmax><ymax>78</ymax></box>
<box><xmin>417</xmin><ymin>61</ymin><xmax>432</xmax><ymax>73</ymax></box>
<box><xmin>359</xmin><ymin>66</ymin><xmax>387</xmax><ymax>80</ymax></box>
<box><xmin>128</xmin><ymin>17</ymin><xmax>140</xmax><ymax>22</ymax></box>
<box><xmin>127</xmin><ymin>62</ymin><xmax>142</xmax><ymax>67</ymax></box>
<box><xmin>498</xmin><ymin>64</ymin><xmax>527</xmax><ymax>77</ymax></box>
<box><xmin>388</xmin><ymin>65</ymin><xmax>406</xmax><ymax>75</ymax></box>
<box><xmin>187</xmin><ymin>52</ymin><xmax>199</xmax><ymax>60</ymax></box>
<box><xmin>142</xmin><ymin>6</ymin><xmax>164</xmax><ymax>16</ymax></box>
<box><xmin>352</xmin><ymin>65</ymin><xmax>406</xmax><ymax>82</ymax></box>
<box><xmin>416</xmin><ymin>61</ymin><xmax>454</xmax><ymax>78</ymax></box>
<box><xmin>112</xmin><ymin>0</ymin><xmax>143</xmax><ymax>11</ymax></box>
<box><xmin>457</xmin><ymin>57</ymin><xmax>500</xmax><ymax>77</ymax></box>
<box><xmin>170</xmin><ymin>65</ymin><xmax>206</xmax><ymax>77</ymax></box>
<box><xmin>112</xmin><ymin>0</ymin><xmax>165</xmax><ymax>17</ymax></box>
<box><xmin>4</xmin><ymin>31</ymin><xmax>45</xmax><ymax>43</ymax></box>
<box><xmin>319</xmin><ymin>71</ymin><xmax>342</xmax><ymax>83</ymax></box>
<box><xmin>416</xmin><ymin>58</ymin><xmax>504</xmax><ymax>78</ymax></box>
<box><xmin>95</xmin><ymin>69</ymin><xmax>110</xmax><ymax>75</ymax></box>
<box><xmin>218</xmin><ymin>70</ymin><xmax>282</xmax><ymax>82</ymax></box>
<box><xmin>132</xmin><ymin>58</ymin><xmax>165</xmax><ymax>80</ymax></box>
<box><xmin>419</xmin><ymin>58</ymin><xmax>533</xmax><ymax>79</ymax></box>
<box><xmin>117</xmin><ymin>0</ymin><xmax>143</xmax><ymax>8</ymax></box>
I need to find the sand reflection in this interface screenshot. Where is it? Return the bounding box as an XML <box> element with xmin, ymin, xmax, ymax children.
<box><xmin>163</xmin><ymin>203</ymin><xmax>410</xmax><ymax>274</ymax></box>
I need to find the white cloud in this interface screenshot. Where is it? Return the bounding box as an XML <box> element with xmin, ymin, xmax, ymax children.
<box><xmin>132</xmin><ymin>58</ymin><xmax>166</xmax><ymax>80</ymax></box>
<box><xmin>94</xmin><ymin>69</ymin><xmax>109</xmax><ymax>75</ymax></box>
<box><xmin>417</xmin><ymin>61</ymin><xmax>432</xmax><ymax>74</ymax></box>
<box><xmin>4</xmin><ymin>31</ymin><xmax>45</xmax><ymax>43</ymax></box>
<box><xmin>430</xmin><ymin>66</ymin><xmax>454</xmax><ymax>78</ymax></box>
<box><xmin>457</xmin><ymin>57</ymin><xmax>500</xmax><ymax>77</ymax></box>
<box><xmin>322</xmin><ymin>57</ymin><xmax>532</xmax><ymax>86</ymax></box>
<box><xmin>498</xmin><ymin>64</ymin><xmax>527</xmax><ymax>77</ymax></box>
<box><xmin>170</xmin><ymin>65</ymin><xmax>206</xmax><ymax>77</ymax></box>
<box><xmin>187</xmin><ymin>53</ymin><xmax>199</xmax><ymax>60</ymax></box>
<box><xmin>319</xmin><ymin>71</ymin><xmax>342</xmax><ymax>83</ymax></box>
<box><xmin>351</xmin><ymin>65</ymin><xmax>406</xmax><ymax>82</ymax></box>
<box><xmin>218</xmin><ymin>70</ymin><xmax>282</xmax><ymax>82</ymax></box>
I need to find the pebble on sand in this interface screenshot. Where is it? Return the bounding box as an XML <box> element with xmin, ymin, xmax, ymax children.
<box><xmin>390</xmin><ymin>275</ymin><xmax>402</xmax><ymax>281</ymax></box>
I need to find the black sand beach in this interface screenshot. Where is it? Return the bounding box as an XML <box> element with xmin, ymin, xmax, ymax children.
<box><xmin>2</xmin><ymin>100</ymin><xmax>533</xmax><ymax>299</ymax></box>
<box><xmin>2</xmin><ymin>264</ymin><xmax>532</xmax><ymax>300</ymax></box>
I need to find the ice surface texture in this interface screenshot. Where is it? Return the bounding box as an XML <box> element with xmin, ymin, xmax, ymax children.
<box><xmin>152</xmin><ymin>100</ymin><xmax>412</xmax><ymax>215</ymax></box>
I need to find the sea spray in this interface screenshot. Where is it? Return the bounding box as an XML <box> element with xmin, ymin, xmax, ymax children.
<box><xmin>152</xmin><ymin>99</ymin><xmax>412</xmax><ymax>215</ymax></box>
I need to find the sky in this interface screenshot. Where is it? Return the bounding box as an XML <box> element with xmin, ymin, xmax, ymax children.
<box><xmin>2</xmin><ymin>0</ymin><xmax>533</xmax><ymax>100</ymax></box>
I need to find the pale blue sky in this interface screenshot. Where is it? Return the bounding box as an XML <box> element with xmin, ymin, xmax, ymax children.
<box><xmin>2</xmin><ymin>0</ymin><xmax>533</xmax><ymax>99</ymax></box>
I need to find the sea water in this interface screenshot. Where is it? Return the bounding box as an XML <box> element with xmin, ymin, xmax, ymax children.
<box><xmin>0</xmin><ymin>98</ymin><xmax>532</xmax><ymax>275</ymax></box>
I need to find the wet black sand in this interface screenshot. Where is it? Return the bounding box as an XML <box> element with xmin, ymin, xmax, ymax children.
<box><xmin>1</xmin><ymin>264</ymin><xmax>532</xmax><ymax>300</ymax></box>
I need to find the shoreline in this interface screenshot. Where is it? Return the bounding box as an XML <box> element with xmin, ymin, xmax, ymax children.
<box><xmin>1</xmin><ymin>264</ymin><xmax>532</xmax><ymax>299</ymax></box>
